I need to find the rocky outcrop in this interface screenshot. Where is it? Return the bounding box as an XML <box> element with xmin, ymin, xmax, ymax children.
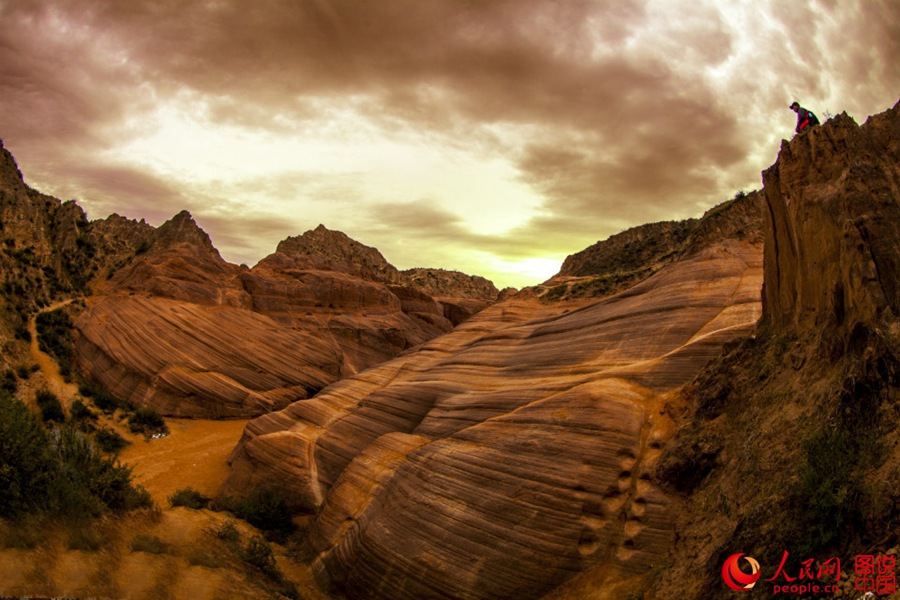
<box><xmin>539</xmin><ymin>194</ymin><xmax>763</xmax><ymax>302</ymax></box>
<box><xmin>401</xmin><ymin>267</ymin><xmax>501</xmax><ymax>325</ymax></box>
<box><xmin>556</xmin><ymin>219</ymin><xmax>697</xmax><ymax>279</ymax></box>
<box><xmin>641</xmin><ymin>100</ymin><xmax>900</xmax><ymax>600</ymax></box>
<box><xmin>761</xmin><ymin>101</ymin><xmax>900</xmax><ymax>344</ymax></box>
<box><xmin>221</xmin><ymin>226</ymin><xmax>764</xmax><ymax>599</ymax></box>
<box><xmin>107</xmin><ymin>210</ymin><xmax>251</xmax><ymax>308</ymax></box>
<box><xmin>274</xmin><ymin>224</ymin><xmax>402</xmax><ymax>284</ymax></box>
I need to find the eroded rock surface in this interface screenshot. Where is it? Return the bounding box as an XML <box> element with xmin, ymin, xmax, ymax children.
<box><xmin>222</xmin><ymin>232</ymin><xmax>763</xmax><ymax>599</ymax></box>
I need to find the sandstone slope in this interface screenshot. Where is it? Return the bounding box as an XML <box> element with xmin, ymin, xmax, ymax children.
<box><xmin>221</xmin><ymin>194</ymin><xmax>764</xmax><ymax>600</ymax></box>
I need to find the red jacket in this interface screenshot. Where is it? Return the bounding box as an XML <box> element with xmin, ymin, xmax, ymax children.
<box><xmin>795</xmin><ymin>107</ymin><xmax>811</xmax><ymax>133</ymax></box>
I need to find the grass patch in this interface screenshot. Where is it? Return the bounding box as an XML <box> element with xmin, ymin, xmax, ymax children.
<box><xmin>0</xmin><ymin>517</ymin><xmax>44</xmax><ymax>549</ymax></box>
<box><xmin>67</xmin><ymin>524</ymin><xmax>105</xmax><ymax>552</ymax></box>
<box><xmin>130</xmin><ymin>533</ymin><xmax>169</xmax><ymax>554</ymax></box>
<box><xmin>186</xmin><ymin>547</ymin><xmax>222</xmax><ymax>568</ymax></box>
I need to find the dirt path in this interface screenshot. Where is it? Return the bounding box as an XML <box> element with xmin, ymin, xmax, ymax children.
<box><xmin>28</xmin><ymin>299</ymin><xmax>79</xmax><ymax>411</ymax></box>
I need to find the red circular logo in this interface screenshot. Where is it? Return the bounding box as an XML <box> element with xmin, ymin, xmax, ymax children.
<box><xmin>722</xmin><ymin>553</ymin><xmax>761</xmax><ymax>591</ymax></box>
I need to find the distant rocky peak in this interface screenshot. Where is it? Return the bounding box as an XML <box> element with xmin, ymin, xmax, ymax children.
<box><xmin>401</xmin><ymin>268</ymin><xmax>500</xmax><ymax>300</ymax></box>
<box><xmin>153</xmin><ymin>210</ymin><xmax>219</xmax><ymax>254</ymax></box>
<box><xmin>0</xmin><ymin>138</ymin><xmax>26</xmax><ymax>193</ymax></box>
<box><xmin>274</xmin><ymin>224</ymin><xmax>401</xmax><ymax>284</ymax></box>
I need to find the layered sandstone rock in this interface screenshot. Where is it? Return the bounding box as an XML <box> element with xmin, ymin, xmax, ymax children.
<box><xmin>75</xmin><ymin>219</ymin><xmax>477</xmax><ymax>418</ymax></box>
<box><xmin>761</xmin><ymin>101</ymin><xmax>900</xmax><ymax>343</ymax></box>
<box><xmin>221</xmin><ymin>227</ymin><xmax>764</xmax><ymax>598</ymax></box>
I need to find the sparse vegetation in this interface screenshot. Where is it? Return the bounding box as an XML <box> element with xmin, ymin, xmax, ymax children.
<box><xmin>69</xmin><ymin>398</ymin><xmax>97</xmax><ymax>425</ymax></box>
<box><xmin>0</xmin><ymin>393</ymin><xmax>152</xmax><ymax>519</ymax></box>
<box><xmin>35</xmin><ymin>308</ymin><xmax>76</xmax><ymax>380</ymax></box>
<box><xmin>209</xmin><ymin>518</ymin><xmax>298</xmax><ymax>598</ymax></box>
<box><xmin>67</xmin><ymin>524</ymin><xmax>105</xmax><ymax>552</ymax></box>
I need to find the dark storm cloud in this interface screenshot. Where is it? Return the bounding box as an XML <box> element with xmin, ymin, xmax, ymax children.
<box><xmin>0</xmin><ymin>0</ymin><xmax>898</xmax><ymax>286</ymax></box>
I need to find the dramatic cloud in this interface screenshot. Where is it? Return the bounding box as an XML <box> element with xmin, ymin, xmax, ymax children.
<box><xmin>0</xmin><ymin>0</ymin><xmax>898</xmax><ymax>287</ymax></box>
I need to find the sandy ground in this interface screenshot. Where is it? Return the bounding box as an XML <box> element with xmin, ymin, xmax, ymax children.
<box><xmin>120</xmin><ymin>418</ymin><xmax>249</xmax><ymax>505</ymax></box>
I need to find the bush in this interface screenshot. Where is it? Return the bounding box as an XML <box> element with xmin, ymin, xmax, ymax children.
<box><xmin>15</xmin><ymin>364</ymin><xmax>31</xmax><ymax>380</ymax></box>
<box><xmin>95</xmin><ymin>427</ymin><xmax>129</xmax><ymax>454</ymax></box>
<box><xmin>169</xmin><ymin>487</ymin><xmax>211</xmax><ymax>510</ymax></box>
<box><xmin>128</xmin><ymin>406</ymin><xmax>168</xmax><ymax>436</ymax></box>
<box><xmin>36</xmin><ymin>389</ymin><xmax>65</xmax><ymax>423</ymax></box>
<box><xmin>186</xmin><ymin>547</ymin><xmax>221</xmax><ymax>568</ymax></box>
<box><xmin>221</xmin><ymin>486</ymin><xmax>295</xmax><ymax>536</ymax></box>
<box><xmin>70</xmin><ymin>399</ymin><xmax>97</xmax><ymax>423</ymax></box>
<box><xmin>241</xmin><ymin>535</ymin><xmax>279</xmax><ymax>576</ymax></box>
<box><xmin>213</xmin><ymin>519</ymin><xmax>241</xmax><ymax>544</ymax></box>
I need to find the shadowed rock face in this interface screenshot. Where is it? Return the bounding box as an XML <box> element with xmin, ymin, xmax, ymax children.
<box><xmin>221</xmin><ymin>232</ymin><xmax>763</xmax><ymax>599</ymax></box>
<box><xmin>761</xmin><ymin>100</ymin><xmax>900</xmax><ymax>343</ymax></box>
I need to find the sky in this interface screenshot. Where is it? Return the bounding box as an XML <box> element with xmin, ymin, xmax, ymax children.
<box><xmin>0</xmin><ymin>1</ymin><xmax>898</xmax><ymax>289</ymax></box>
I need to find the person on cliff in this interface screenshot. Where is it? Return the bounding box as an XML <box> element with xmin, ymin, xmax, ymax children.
<box><xmin>790</xmin><ymin>101</ymin><xmax>820</xmax><ymax>134</ymax></box>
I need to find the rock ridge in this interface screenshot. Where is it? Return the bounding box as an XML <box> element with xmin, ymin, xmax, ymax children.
<box><xmin>760</xmin><ymin>100</ymin><xmax>900</xmax><ymax>344</ymax></box>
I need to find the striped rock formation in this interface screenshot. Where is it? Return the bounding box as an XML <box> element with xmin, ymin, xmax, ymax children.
<box><xmin>221</xmin><ymin>198</ymin><xmax>764</xmax><ymax>599</ymax></box>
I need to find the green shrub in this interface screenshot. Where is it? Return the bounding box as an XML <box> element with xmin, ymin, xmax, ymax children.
<box><xmin>36</xmin><ymin>389</ymin><xmax>65</xmax><ymax>423</ymax></box>
<box><xmin>0</xmin><ymin>394</ymin><xmax>152</xmax><ymax>520</ymax></box>
<box><xmin>15</xmin><ymin>364</ymin><xmax>31</xmax><ymax>380</ymax></box>
<box><xmin>169</xmin><ymin>487</ymin><xmax>211</xmax><ymax>510</ymax></box>
<box><xmin>213</xmin><ymin>519</ymin><xmax>241</xmax><ymax>544</ymax></box>
<box><xmin>95</xmin><ymin>427</ymin><xmax>129</xmax><ymax>454</ymax></box>
<box><xmin>130</xmin><ymin>533</ymin><xmax>169</xmax><ymax>554</ymax></box>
